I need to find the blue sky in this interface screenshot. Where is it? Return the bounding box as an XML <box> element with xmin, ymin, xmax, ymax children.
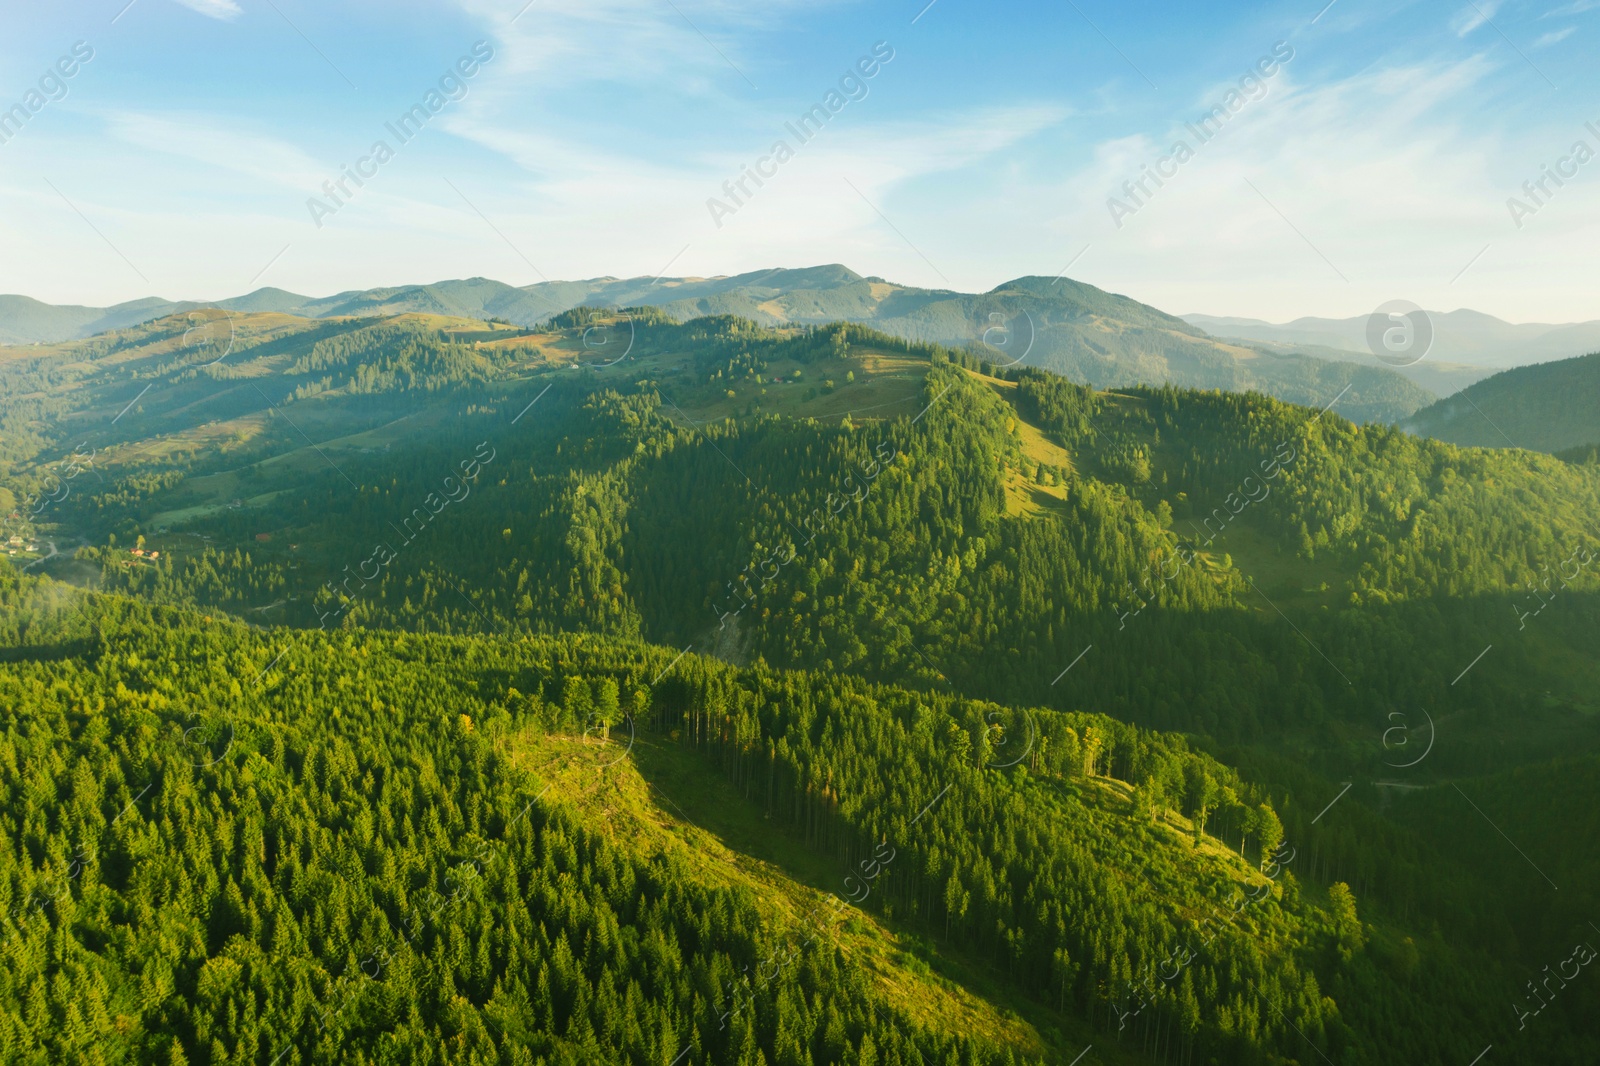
<box><xmin>0</xmin><ymin>0</ymin><xmax>1595</xmax><ymax>321</ymax></box>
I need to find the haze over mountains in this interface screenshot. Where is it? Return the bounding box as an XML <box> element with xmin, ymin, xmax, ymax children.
<box><xmin>10</xmin><ymin>266</ymin><xmax>1596</xmax><ymax>422</ymax></box>
<box><xmin>1183</xmin><ymin>309</ymin><xmax>1600</xmax><ymax>370</ymax></box>
<box><xmin>11</xmin><ymin>267</ymin><xmax>1595</xmax><ymax>360</ymax></box>
<box><xmin>0</xmin><ymin>266</ymin><xmax>1435</xmax><ymax>423</ymax></box>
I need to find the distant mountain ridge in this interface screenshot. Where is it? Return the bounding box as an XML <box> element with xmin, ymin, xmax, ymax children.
<box><xmin>0</xmin><ymin>267</ymin><xmax>895</xmax><ymax>344</ymax></box>
<box><xmin>1</xmin><ymin>266</ymin><xmax>1437</xmax><ymax>421</ymax></box>
<box><xmin>11</xmin><ymin>271</ymin><xmax>1596</xmax><ymax>371</ymax></box>
<box><xmin>1183</xmin><ymin>309</ymin><xmax>1600</xmax><ymax>369</ymax></box>
<box><xmin>0</xmin><ymin>294</ymin><xmax>216</xmax><ymax>345</ymax></box>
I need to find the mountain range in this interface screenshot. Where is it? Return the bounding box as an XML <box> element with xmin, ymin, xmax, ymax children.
<box><xmin>0</xmin><ymin>266</ymin><xmax>1435</xmax><ymax>422</ymax></box>
<box><xmin>4</xmin><ymin>299</ymin><xmax>1600</xmax><ymax>1064</ymax></box>
<box><xmin>1183</xmin><ymin>309</ymin><xmax>1600</xmax><ymax>369</ymax></box>
<box><xmin>10</xmin><ymin>266</ymin><xmax>1600</xmax><ymax>429</ymax></box>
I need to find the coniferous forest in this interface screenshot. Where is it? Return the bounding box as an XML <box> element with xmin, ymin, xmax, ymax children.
<box><xmin>1</xmin><ymin>309</ymin><xmax>1598</xmax><ymax>1066</ymax></box>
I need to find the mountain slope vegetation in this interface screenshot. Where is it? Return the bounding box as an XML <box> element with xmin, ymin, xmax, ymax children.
<box><xmin>1401</xmin><ymin>350</ymin><xmax>1600</xmax><ymax>453</ymax></box>
<box><xmin>2</xmin><ymin>308</ymin><xmax>1598</xmax><ymax>1063</ymax></box>
<box><xmin>0</xmin><ymin>568</ymin><xmax>1587</xmax><ymax>1065</ymax></box>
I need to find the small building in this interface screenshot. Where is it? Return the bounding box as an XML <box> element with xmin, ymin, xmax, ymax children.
<box><xmin>148</xmin><ymin>551</ymin><xmax>159</xmax><ymax>559</ymax></box>
<box><xmin>255</xmin><ymin>533</ymin><xmax>272</xmax><ymax>543</ymax></box>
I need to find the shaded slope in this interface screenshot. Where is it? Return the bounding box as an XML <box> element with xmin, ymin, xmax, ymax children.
<box><xmin>1401</xmin><ymin>351</ymin><xmax>1600</xmax><ymax>453</ymax></box>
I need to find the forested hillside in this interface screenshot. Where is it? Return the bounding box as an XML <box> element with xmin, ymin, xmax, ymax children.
<box><xmin>3</xmin><ymin>310</ymin><xmax>1599</xmax><ymax>1063</ymax></box>
<box><xmin>0</xmin><ymin>568</ymin><xmax>1588</xmax><ymax>1064</ymax></box>
<box><xmin>1402</xmin><ymin>350</ymin><xmax>1600</xmax><ymax>453</ymax></box>
<box><xmin>54</xmin><ymin>326</ymin><xmax>1598</xmax><ymax>769</ymax></box>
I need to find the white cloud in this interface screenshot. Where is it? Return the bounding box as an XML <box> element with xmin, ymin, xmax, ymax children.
<box><xmin>449</xmin><ymin>0</ymin><xmax>814</xmax><ymax>93</ymax></box>
<box><xmin>430</xmin><ymin>100</ymin><xmax>1065</xmax><ymax>287</ymax></box>
<box><xmin>1452</xmin><ymin>0</ymin><xmax>1501</xmax><ymax>36</ymax></box>
<box><xmin>97</xmin><ymin>110</ymin><xmax>327</xmax><ymax>190</ymax></box>
<box><xmin>423</xmin><ymin>0</ymin><xmax>1058</xmax><ymax>289</ymax></box>
<box><xmin>1015</xmin><ymin>53</ymin><xmax>1600</xmax><ymax>320</ymax></box>
<box><xmin>1542</xmin><ymin>0</ymin><xmax>1600</xmax><ymax>16</ymax></box>
<box><xmin>171</xmin><ymin>0</ymin><xmax>243</xmax><ymax>20</ymax></box>
<box><xmin>1533</xmin><ymin>25</ymin><xmax>1577</xmax><ymax>44</ymax></box>
<box><xmin>6</xmin><ymin>0</ymin><xmax>1597</xmax><ymax>321</ymax></box>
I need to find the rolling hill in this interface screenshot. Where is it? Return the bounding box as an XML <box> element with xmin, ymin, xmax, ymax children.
<box><xmin>3</xmin><ymin>564</ymin><xmax>1580</xmax><ymax>1064</ymax></box>
<box><xmin>1401</xmin><ymin>350</ymin><xmax>1600</xmax><ymax>453</ymax></box>
<box><xmin>0</xmin><ymin>294</ymin><xmax>216</xmax><ymax>346</ymax></box>
<box><xmin>3</xmin><ymin>306</ymin><xmax>1600</xmax><ymax>1062</ymax></box>
<box><xmin>0</xmin><ymin>268</ymin><xmax>1440</xmax><ymax>422</ymax></box>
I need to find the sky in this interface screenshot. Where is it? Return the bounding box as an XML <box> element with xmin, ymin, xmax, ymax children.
<box><xmin>0</xmin><ymin>0</ymin><xmax>1596</xmax><ymax>323</ymax></box>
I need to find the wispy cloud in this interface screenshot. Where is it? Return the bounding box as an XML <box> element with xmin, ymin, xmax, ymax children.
<box><xmin>440</xmin><ymin>102</ymin><xmax>1064</xmax><ymax>268</ymax></box>
<box><xmin>172</xmin><ymin>0</ymin><xmax>243</xmax><ymax>19</ymax></box>
<box><xmin>1453</xmin><ymin>0</ymin><xmax>1501</xmax><ymax>36</ymax></box>
<box><xmin>1033</xmin><ymin>53</ymin><xmax>1600</xmax><ymax>317</ymax></box>
<box><xmin>7</xmin><ymin>0</ymin><xmax>1600</xmax><ymax>320</ymax></box>
<box><xmin>450</xmin><ymin>0</ymin><xmax>800</xmax><ymax>93</ymax></box>
<box><xmin>1542</xmin><ymin>0</ymin><xmax>1600</xmax><ymax>16</ymax></box>
<box><xmin>98</xmin><ymin>110</ymin><xmax>326</xmax><ymax>189</ymax></box>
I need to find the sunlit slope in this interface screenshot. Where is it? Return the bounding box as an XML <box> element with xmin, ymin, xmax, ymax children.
<box><xmin>0</xmin><ymin>568</ymin><xmax>1577</xmax><ymax>1063</ymax></box>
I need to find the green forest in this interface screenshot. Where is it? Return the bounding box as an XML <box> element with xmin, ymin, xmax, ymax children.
<box><xmin>1</xmin><ymin>309</ymin><xmax>1597</xmax><ymax>1064</ymax></box>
